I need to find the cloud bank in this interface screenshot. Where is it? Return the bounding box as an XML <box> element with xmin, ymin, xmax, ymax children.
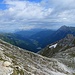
<box><xmin>0</xmin><ymin>0</ymin><xmax>75</xmax><ymax>31</ymax></box>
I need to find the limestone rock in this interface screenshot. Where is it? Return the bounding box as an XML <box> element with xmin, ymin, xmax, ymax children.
<box><xmin>3</xmin><ymin>61</ymin><xmax>11</xmax><ymax>67</ymax></box>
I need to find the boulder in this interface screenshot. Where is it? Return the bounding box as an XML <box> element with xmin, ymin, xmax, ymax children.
<box><xmin>3</xmin><ymin>61</ymin><xmax>11</xmax><ymax>67</ymax></box>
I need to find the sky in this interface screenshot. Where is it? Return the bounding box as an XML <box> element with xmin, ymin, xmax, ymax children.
<box><xmin>0</xmin><ymin>0</ymin><xmax>75</xmax><ymax>32</ymax></box>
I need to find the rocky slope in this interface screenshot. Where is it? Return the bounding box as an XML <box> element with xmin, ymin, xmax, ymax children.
<box><xmin>38</xmin><ymin>34</ymin><xmax>75</xmax><ymax>74</ymax></box>
<box><xmin>39</xmin><ymin>34</ymin><xmax>75</xmax><ymax>57</ymax></box>
<box><xmin>0</xmin><ymin>39</ymin><xmax>75</xmax><ymax>75</ymax></box>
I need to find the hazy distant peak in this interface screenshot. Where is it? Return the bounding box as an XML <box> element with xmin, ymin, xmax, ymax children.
<box><xmin>59</xmin><ymin>25</ymin><xmax>68</xmax><ymax>30</ymax></box>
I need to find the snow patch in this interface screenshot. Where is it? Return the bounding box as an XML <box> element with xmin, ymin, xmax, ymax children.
<box><xmin>49</xmin><ymin>43</ymin><xmax>57</xmax><ymax>48</ymax></box>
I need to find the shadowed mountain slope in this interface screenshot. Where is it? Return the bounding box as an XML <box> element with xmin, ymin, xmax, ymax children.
<box><xmin>42</xmin><ymin>26</ymin><xmax>75</xmax><ymax>47</ymax></box>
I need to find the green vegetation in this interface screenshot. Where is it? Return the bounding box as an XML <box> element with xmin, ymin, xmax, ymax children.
<box><xmin>11</xmin><ymin>67</ymin><xmax>24</xmax><ymax>75</ymax></box>
<box><xmin>4</xmin><ymin>53</ymin><xmax>19</xmax><ymax>65</ymax></box>
<box><xmin>0</xmin><ymin>55</ymin><xmax>6</xmax><ymax>61</ymax></box>
<box><xmin>12</xmin><ymin>60</ymin><xmax>19</xmax><ymax>65</ymax></box>
<box><xmin>70</xmin><ymin>53</ymin><xmax>75</xmax><ymax>57</ymax></box>
<box><xmin>4</xmin><ymin>53</ymin><xmax>16</xmax><ymax>59</ymax></box>
<box><xmin>40</xmin><ymin>45</ymin><xmax>62</xmax><ymax>57</ymax></box>
<box><xmin>0</xmin><ymin>57</ymin><xmax>6</xmax><ymax>61</ymax></box>
<box><xmin>73</xmin><ymin>39</ymin><xmax>75</xmax><ymax>44</ymax></box>
<box><xmin>73</xmin><ymin>73</ymin><xmax>75</xmax><ymax>75</ymax></box>
<box><xmin>0</xmin><ymin>33</ymin><xmax>37</xmax><ymax>52</ymax></box>
<box><xmin>32</xmin><ymin>40</ymin><xmax>39</xmax><ymax>46</ymax></box>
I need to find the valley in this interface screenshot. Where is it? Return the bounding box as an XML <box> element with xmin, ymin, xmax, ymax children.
<box><xmin>1</xmin><ymin>26</ymin><xmax>75</xmax><ymax>53</ymax></box>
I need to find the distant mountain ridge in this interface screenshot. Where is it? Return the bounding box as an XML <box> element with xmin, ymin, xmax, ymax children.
<box><xmin>0</xmin><ymin>29</ymin><xmax>55</xmax><ymax>52</ymax></box>
<box><xmin>0</xmin><ymin>33</ymin><xmax>37</xmax><ymax>52</ymax></box>
<box><xmin>15</xmin><ymin>28</ymin><xmax>44</xmax><ymax>38</ymax></box>
<box><xmin>28</xmin><ymin>25</ymin><xmax>75</xmax><ymax>50</ymax></box>
<box><xmin>29</xmin><ymin>29</ymin><xmax>55</xmax><ymax>48</ymax></box>
<box><xmin>44</xmin><ymin>26</ymin><xmax>75</xmax><ymax>46</ymax></box>
<box><xmin>0</xmin><ymin>26</ymin><xmax>75</xmax><ymax>52</ymax></box>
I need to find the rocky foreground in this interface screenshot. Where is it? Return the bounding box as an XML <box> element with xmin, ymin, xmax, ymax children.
<box><xmin>0</xmin><ymin>39</ymin><xmax>75</xmax><ymax>75</ymax></box>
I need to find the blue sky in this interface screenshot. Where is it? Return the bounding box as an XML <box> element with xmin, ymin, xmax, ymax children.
<box><xmin>0</xmin><ymin>0</ymin><xmax>3</xmax><ymax>2</ymax></box>
<box><xmin>0</xmin><ymin>0</ymin><xmax>75</xmax><ymax>32</ymax></box>
<box><xmin>28</xmin><ymin>0</ymin><xmax>41</xmax><ymax>2</ymax></box>
<box><xmin>0</xmin><ymin>4</ymin><xmax>7</xmax><ymax>10</ymax></box>
<box><xmin>0</xmin><ymin>0</ymin><xmax>41</xmax><ymax>10</ymax></box>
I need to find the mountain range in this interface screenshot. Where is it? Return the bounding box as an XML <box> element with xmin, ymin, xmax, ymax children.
<box><xmin>20</xmin><ymin>25</ymin><xmax>75</xmax><ymax>51</ymax></box>
<box><xmin>0</xmin><ymin>29</ymin><xmax>55</xmax><ymax>52</ymax></box>
<box><xmin>0</xmin><ymin>25</ymin><xmax>75</xmax><ymax>52</ymax></box>
<box><xmin>0</xmin><ymin>37</ymin><xmax>75</xmax><ymax>75</ymax></box>
<box><xmin>30</xmin><ymin>25</ymin><xmax>75</xmax><ymax>51</ymax></box>
<box><xmin>0</xmin><ymin>26</ymin><xmax>75</xmax><ymax>75</ymax></box>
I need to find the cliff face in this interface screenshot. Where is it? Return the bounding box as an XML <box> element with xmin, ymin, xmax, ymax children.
<box><xmin>0</xmin><ymin>39</ymin><xmax>74</xmax><ymax>75</ymax></box>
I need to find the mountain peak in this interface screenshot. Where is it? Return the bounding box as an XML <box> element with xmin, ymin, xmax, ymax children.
<box><xmin>59</xmin><ymin>25</ymin><xmax>68</xmax><ymax>30</ymax></box>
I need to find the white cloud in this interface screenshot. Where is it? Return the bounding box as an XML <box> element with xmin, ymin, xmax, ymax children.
<box><xmin>19</xmin><ymin>25</ymin><xmax>36</xmax><ymax>30</ymax></box>
<box><xmin>4</xmin><ymin>0</ymin><xmax>53</xmax><ymax>19</ymax></box>
<box><xmin>0</xmin><ymin>0</ymin><xmax>75</xmax><ymax>31</ymax></box>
